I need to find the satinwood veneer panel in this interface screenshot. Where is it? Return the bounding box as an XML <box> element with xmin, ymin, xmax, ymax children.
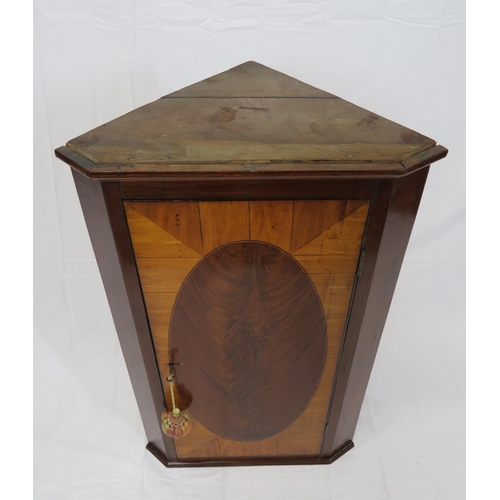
<box><xmin>125</xmin><ymin>200</ymin><xmax>369</xmax><ymax>459</ymax></box>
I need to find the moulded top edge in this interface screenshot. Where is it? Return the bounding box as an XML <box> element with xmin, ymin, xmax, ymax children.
<box><xmin>55</xmin><ymin>145</ymin><xmax>448</xmax><ymax>180</ymax></box>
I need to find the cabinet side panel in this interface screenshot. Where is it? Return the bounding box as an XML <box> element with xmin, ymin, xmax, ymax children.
<box><xmin>71</xmin><ymin>171</ymin><xmax>176</xmax><ymax>461</ymax></box>
<box><xmin>323</xmin><ymin>167</ymin><xmax>429</xmax><ymax>456</ymax></box>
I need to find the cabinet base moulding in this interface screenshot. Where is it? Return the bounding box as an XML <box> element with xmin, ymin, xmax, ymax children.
<box><xmin>146</xmin><ymin>440</ymin><xmax>355</xmax><ymax>468</ymax></box>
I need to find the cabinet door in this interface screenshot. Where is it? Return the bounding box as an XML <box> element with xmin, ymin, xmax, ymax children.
<box><xmin>125</xmin><ymin>200</ymin><xmax>369</xmax><ymax>460</ymax></box>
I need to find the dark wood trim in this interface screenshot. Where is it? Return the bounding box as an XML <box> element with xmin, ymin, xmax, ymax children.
<box><xmin>401</xmin><ymin>145</ymin><xmax>448</xmax><ymax>173</ymax></box>
<box><xmin>55</xmin><ymin>146</ymin><xmax>97</xmax><ymax>177</ymax></box>
<box><xmin>120</xmin><ymin>178</ymin><xmax>377</xmax><ymax>201</ymax></box>
<box><xmin>71</xmin><ymin>170</ymin><xmax>177</xmax><ymax>462</ymax></box>
<box><xmin>321</xmin><ymin>167</ymin><xmax>430</xmax><ymax>456</ymax></box>
<box><xmin>56</xmin><ymin>145</ymin><xmax>447</xmax><ymax>181</ymax></box>
<box><xmin>146</xmin><ymin>440</ymin><xmax>354</xmax><ymax>468</ymax></box>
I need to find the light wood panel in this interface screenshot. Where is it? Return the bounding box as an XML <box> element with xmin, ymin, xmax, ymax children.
<box><xmin>128</xmin><ymin>202</ymin><xmax>203</xmax><ymax>255</ymax></box>
<box><xmin>276</xmin><ymin>202</ymin><xmax>370</xmax><ymax>455</ymax></box>
<box><xmin>198</xmin><ymin>201</ymin><xmax>249</xmax><ymax>253</ymax></box>
<box><xmin>175</xmin><ymin>416</ymin><xmax>221</xmax><ymax>458</ymax></box>
<box><xmin>124</xmin><ymin>205</ymin><xmax>201</xmax><ymax>258</ymax></box>
<box><xmin>294</xmin><ymin>203</ymin><xmax>369</xmax><ymax>256</ymax></box>
<box><xmin>294</xmin><ymin>258</ymin><xmax>359</xmax><ymax>282</ymax></box>
<box><xmin>249</xmin><ymin>201</ymin><xmax>294</xmax><ymax>251</ymax></box>
<box><xmin>143</xmin><ymin>293</ymin><xmax>176</xmax><ymax>348</ymax></box>
<box><xmin>142</xmin><ymin>292</ymin><xmax>189</xmax><ymax>411</ymax></box>
<box><xmin>125</xmin><ymin>200</ymin><xmax>370</xmax><ymax>460</ymax></box>
<box><xmin>125</xmin><ymin>202</ymin><xmax>204</xmax><ymax>414</ymax></box>
<box><xmin>136</xmin><ymin>258</ymin><xmax>201</xmax><ymax>293</ymax></box>
<box><xmin>290</xmin><ymin>201</ymin><xmax>346</xmax><ymax>253</ymax></box>
<box><xmin>219</xmin><ymin>436</ymin><xmax>278</xmax><ymax>458</ymax></box>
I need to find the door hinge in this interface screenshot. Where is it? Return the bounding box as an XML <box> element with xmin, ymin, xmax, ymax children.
<box><xmin>356</xmin><ymin>248</ymin><xmax>366</xmax><ymax>277</ymax></box>
<box><xmin>323</xmin><ymin>422</ymin><xmax>329</xmax><ymax>437</ymax></box>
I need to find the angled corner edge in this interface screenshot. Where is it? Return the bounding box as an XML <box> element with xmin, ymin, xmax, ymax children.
<box><xmin>54</xmin><ymin>146</ymin><xmax>98</xmax><ymax>178</ymax></box>
<box><xmin>327</xmin><ymin>440</ymin><xmax>355</xmax><ymax>464</ymax></box>
<box><xmin>400</xmin><ymin>145</ymin><xmax>449</xmax><ymax>175</ymax></box>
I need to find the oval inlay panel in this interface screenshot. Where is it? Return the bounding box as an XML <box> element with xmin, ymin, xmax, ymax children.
<box><xmin>169</xmin><ymin>241</ymin><xmax>327</xmax><ymax>442</ymax></box>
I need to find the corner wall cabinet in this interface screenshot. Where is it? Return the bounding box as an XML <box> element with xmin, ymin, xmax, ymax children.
<box><xmin>55</xmin><ymin>62</ymin><xmax>447</xmax><ymax>468</ymax></box>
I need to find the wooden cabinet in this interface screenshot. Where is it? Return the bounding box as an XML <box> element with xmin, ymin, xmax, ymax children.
<box><xmin>55</xmin><ymin>62</ymin><xmax>447</xmax><ymax>467</ymax></box>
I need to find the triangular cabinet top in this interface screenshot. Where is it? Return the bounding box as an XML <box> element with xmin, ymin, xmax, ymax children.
<box><xmin>56</xmin><ymin>61</ymin><xmax>447</xmax><ymax>179</ymax></box>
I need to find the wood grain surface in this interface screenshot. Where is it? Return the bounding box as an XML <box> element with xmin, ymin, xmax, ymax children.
<box><xmin>61</xmin><ymin>62</ymin><xmax>443</xmax><ymax>176</ymax></box>
<box><xmin>166</xmin><ymin>61</ymin><xmax>336</xmax><ymax>99</ymax></box>
<box><xmin>68</xmin><ymin>96</ymin><xmax>435</xmax><ymax>165</ymax></box>
<box><xmin>169</xmin><ymin>241</ymin><xmax>327</xmax><ymax>442</ymax></box>
<box><xmin>125</xmin><ymin>199</ymin><xmax>369</xmax><ymax>459</ymax></box>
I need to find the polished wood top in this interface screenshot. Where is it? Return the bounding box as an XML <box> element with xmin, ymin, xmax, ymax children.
<box><xmin>56</xmin><ymin>61</ymin><xmax>447</xmax><ymax>179</ymax></box>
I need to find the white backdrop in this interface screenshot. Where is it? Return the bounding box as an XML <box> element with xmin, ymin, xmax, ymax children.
<box><xmin>34</xmin><ymin>1</ymin><xmax>465</xmax><ymax>499</ymax></box>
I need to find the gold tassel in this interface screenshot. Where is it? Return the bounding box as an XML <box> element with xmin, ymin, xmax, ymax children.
<box><xmin>161</xmin><ymin>373</ymin><xmax>192</xmax><ymax>439</ymax></box>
